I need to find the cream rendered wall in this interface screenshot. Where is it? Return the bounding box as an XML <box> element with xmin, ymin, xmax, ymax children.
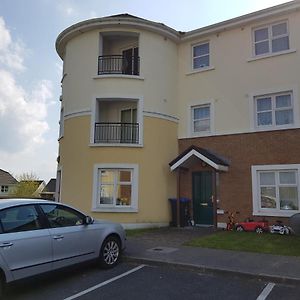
<box><xmin>59</xmin><ymin>116</ymin><xmax>177</xmax><ymax>224</ymax></box>
<box><xmin>62</xmin><ymin>27</ymin><xmax>178</xmax><ymax>120</ymax></box>
<box><xmin>177</xmin><ymin>10</ymin><xmax>300</xmax><ymax>138</ymax></box>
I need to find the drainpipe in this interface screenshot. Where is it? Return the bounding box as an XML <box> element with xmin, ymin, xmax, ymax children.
<box><xmin>176</xmin><ymin>168</ymin><xmax>181</xmax><ymax>227</ymax></box>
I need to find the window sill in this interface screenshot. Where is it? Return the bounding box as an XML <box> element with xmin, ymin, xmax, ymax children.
<box><xmin>190</xmin><ymin>131</ymin><xmax>213</xmax><ymax>138</ymax></box>
<box><xmin>253</xmin><ymin>124</ymin><xmax>298</xmax><ymax>132</ymax></box>
<box><xmin>92</xmin><ymin>207</ymin><xmax>138</xmax><ymax>213</ymax></box>
<box><xmin>254</xmin><ymin>210</ymin><xmax>299</xmax><ymax>218</ymax></box>
<box><xmin>93</xmin><ymin>74</ymin><xmax>144</xmax><ymax>80</ymax></box>
<box><xmin>89</xmin><ymin>143</ymin><xmax>143</xmax><ymax>148</ymax></box>
<box><xmin>247</xmin><ymin>49</ymin><xmax>296</xmax><ymax>62</ymax></box>
<box><xmin>186</xmin><ymin>66</ymin><xmax>215</xmax><ymax>76</ymax></box>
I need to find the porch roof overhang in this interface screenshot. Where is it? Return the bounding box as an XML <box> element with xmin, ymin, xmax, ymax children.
<box><xmin>169</xmin><ymin>145</ymin><xmax>229</xmax><ymax>172</ymax></box>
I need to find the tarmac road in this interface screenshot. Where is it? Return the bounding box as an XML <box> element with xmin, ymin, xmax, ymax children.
<box><xmin>4</xmin><ymin>261</ymin><xmax>300</xmax><ymax>300</ymax></box>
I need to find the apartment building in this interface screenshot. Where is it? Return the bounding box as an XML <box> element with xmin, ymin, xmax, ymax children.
<box><xmin>56</xmin><ymin>1</ymin><xmax>300</xmax><ymax>228</ymax></box>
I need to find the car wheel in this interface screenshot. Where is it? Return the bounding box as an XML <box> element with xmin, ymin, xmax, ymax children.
<box><xmin>255</xmin><ymin>227</ymin><xmax>263</xmax><ymax>234</ymax></box>
<box><xmin>236</xmin><ymin>225</ymin><xmax>244</xmax><ymax>232</ymax></box>
<box><xmin>99</xmin><ymin>236</ymin><xmax>121</xmax><ymax>268</ymax></box>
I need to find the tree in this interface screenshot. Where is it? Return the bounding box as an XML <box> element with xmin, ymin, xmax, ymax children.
<box><xmin>10</xmin><ymin>172</ymin><xmax>40</xmax><ymax>198</ymax></box>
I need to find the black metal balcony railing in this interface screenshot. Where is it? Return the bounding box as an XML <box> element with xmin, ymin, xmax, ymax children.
<box><xmin>94</xmin><ymin>123</ymin><xmax>139</xmax><ymax>144</ymax></box>
<box><xmin>98</xmin><ymin>55</ymin><xmax>140</xmax><ymax>75</ymax></box>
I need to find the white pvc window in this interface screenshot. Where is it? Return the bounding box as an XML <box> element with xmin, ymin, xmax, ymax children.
<box><xmin>259</xmin><ymin>170</ymin><xmax>298</xmax><ymax>211</ymax></box>
<box><xmin>192</xmin><ymin>42</ymin><xmax>210</xmax><ymax>69</ymax></box>
<box><xmin>93</xmin><ymin>164</ymin><xmax>138</xmax><ymax>212</ymax></box>
<box><xmin>0</xmin><ymin>186</ymin><xmax>8</xmax><ymax>193</ymax></box>
<box><xmin>192</xmin><ymin>104</ymin><xmax>210</xmax><ymax>133</ymax></box>
<box><xmin>252</xmin><ymin>165</ymin><xmax>300</xmax><ymax>217</ymax></box>
<box><xmin>99</xmin><ymin>169</ymin><xmax>132</xmax><ymax>207</ymax></box>
<box><xmin>253</xmin><ymin>21</ymin><xmax>289</xmax><ymax>56</ymax></box>
<box><xmin>255</xmin><ymin>92</ymin><xmax>293</xmax><ymax>128</ymax></box>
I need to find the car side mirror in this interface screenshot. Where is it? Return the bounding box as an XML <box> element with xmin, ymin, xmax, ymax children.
<box><xmin>85</xmin><ymin>216</ymin><xmax>94</xmax><ymax>225</ymax></box>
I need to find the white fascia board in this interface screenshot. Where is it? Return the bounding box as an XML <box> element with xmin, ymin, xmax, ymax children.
<box><xmin>170</xmin><ymin>149</ymin><xmax>228</xmax><ymax>172</ymax></box>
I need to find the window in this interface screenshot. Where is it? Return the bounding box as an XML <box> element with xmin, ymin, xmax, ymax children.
<box><xmin>255</xmin><ymin>92</ymin><xmax>293</xmax><ymax>128</ymax></box>
<box><xmin>93</xmin><ymin>164</ymin><xmax>138</xmax><ymax>212</ymax></box>
<box><xmin>252</xmin><ymin>165</ymin><xmax>300</xmax><ymax>216</ymax></box>
<box><xmin>0</xmin><ymin>205</ymin><xmax>41</xmax><ymax>233</ymax></box>
<box><xmin>40</xmin><ymin>204</ymin><xmax>85</xmax><ymax>228</ymax></box>
<box><xmin>253</xmin><ymin>21</ymin><xmax>289</xmax><ymax>56</ymax></box>
<box><xmin>59</xmin><ymin>107</ymin><xmax>64</xmax><ymax>138</ymax></box>
<box><xmin>192</xmin><ymin>42</ymin><xmax>210</xmax><ymax>69</ymax></box>
<box><xmin>1</xmin><ymin>186</ymin><xmax>8</xmax><ymax>193</ymax></box>
<box><xmin>191</xmin><ymin>104</ymin><xmax>211</xmax><ymax>134</ymax></box>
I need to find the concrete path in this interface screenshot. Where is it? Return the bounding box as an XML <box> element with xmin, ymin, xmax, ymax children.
<box><xmin>124</xmin><ymin>227</ymin><xmax>300</xmax><ymax>284</ymax></box>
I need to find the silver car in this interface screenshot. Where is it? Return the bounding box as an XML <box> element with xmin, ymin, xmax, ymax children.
<box><xmin>0</xmin><ymin>199</ymin><xmax>126</xmax><ymax>295</ymax></box>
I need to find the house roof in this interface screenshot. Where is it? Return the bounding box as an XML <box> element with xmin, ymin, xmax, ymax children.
<box><xmin>169</xmin><ymin>145</ymin><xmax>229</xmax><ymax>172</ymax></box>
<box><xmin>56</xmin><ymin>1</ymin><xmax>300</xmax><ymax>58</ymax></box>
<box><xmin>0</xmin><ymin>169</ymin><xmax>18</xmax><ymax>185</ymax></box>
<box><xmin>42</xmin><ymin>179</ymin><xmax>56</xmax><ymax>193</ymax></box>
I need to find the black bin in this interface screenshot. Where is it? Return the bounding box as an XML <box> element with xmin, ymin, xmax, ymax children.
<box><xmin>169</xmin><ymin>198</ymin><xmax>191</xmax><ymax>227</ymax></box>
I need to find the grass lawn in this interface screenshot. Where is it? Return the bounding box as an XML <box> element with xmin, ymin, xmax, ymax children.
<box><xmin>185</xmin><ymin>231</ymin><xmax>300</xmax><ymax>257</ymax></box>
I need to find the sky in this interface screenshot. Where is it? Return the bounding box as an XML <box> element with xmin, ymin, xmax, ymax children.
<box><xmin>0</xmin><ymin>0</ymin><xmax>291</xmax><ymax>183</ymax></box>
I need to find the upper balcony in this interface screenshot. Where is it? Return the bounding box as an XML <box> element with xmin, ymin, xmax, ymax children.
<box><xmin>98</xmin><ymin>33</ymin><xmax>140</xmax><ymax>76</ymax></box>
<box><xmin>92</xmin><ymin>98</ymin><xmax>142</xmax><ymax>146</ymax></box>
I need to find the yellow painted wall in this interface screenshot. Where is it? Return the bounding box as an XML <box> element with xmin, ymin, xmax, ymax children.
<box><xmin>59</xmin><ymin>115</ymin><xmax>177</xmax><ymax>224</ymax></box>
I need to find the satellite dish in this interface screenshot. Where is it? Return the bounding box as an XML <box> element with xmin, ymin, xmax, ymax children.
<box><xmin>290</xmin><ymin>213</ymin><xmax>300</xmax><ymax>235</ymax></box>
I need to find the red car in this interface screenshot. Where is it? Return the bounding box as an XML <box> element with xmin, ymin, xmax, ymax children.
<box><xmin>235</xmin><ymin>220</ymin><xmax>269</xmax><ymax>233</ymax></box>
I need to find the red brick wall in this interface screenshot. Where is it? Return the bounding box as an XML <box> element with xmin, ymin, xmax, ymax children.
<box><xmin>178</xmin><ymin>129</ymin><xmax>300</xmax><ymax>225</ymax></box>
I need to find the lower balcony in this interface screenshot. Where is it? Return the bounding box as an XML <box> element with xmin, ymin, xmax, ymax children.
<box><xmin>94</xmin><ymin>122</ymin><xmax>139</xmax><ymax>144</ymax></box>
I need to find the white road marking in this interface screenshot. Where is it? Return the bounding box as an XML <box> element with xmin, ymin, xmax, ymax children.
<box><xmin>63</xmin><ymin>264</ymin><xmax>146</xmax><ymax>300</ymax></box>
<box><xmin>256</xmin><ymin>282</ymin><xmax>276</xmax><ymax>300</ymax></box>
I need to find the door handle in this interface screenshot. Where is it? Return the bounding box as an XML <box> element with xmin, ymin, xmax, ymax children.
<box><xmin>200</xmin><ymin>203</ymin><xmax>208</xmax><ymax>206</ymax></box>
<box><xmin>0</xmin><ymin>242</ymin><xmax>13</xmax><ymax>248</ymax></box>
<box><xmin>53</xmin><ymin>235</ymin><xmax>64</xmax><ymax>240</ymax></box>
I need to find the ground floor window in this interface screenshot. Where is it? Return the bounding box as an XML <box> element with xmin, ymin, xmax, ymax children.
<box><xmin>252</xmin><ymin>164</ymin><xmax>300</xmax><ymax>217</ymax></box>
<box><xmin>93</xmin><ymin>164</ymin><xmax>138</xmax><ymax>212</ymax></box>
<box><xmin>1</xmin><ymin>186</ymin><xmax>8</xmax><ymax>193</ymax></box>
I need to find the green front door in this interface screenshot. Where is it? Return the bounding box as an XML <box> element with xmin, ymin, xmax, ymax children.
<box><xmin>192</xmin><ymin>171</ymin><xmax>213</xmax><ymax>225</ymax></box>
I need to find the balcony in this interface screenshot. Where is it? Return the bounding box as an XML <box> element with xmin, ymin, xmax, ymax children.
<box><xmin>94</xmin><ymin>122</ymin><xmax>139</xmax><ymax>144</ymax></box>
<box><xmin>98</xmin><ymin>55</ymin><xmax>140</xmax><ymax>76</ymax></box>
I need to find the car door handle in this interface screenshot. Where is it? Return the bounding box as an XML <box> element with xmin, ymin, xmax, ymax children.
<box><xmin>0</xmin><ymin>242</ymin><xmax>13</xmax><ymax>248</ymax></box>
<box><xmin>53</xmin><ymin>235</ymin><xmax>64</xmax><ymax>240</ymax></box>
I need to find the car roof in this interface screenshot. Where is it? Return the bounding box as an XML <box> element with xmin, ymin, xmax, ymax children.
<box><xmin>0</xmin><ymin>198</ymin><xmax>58</xmax><ymax>210</ymax></box>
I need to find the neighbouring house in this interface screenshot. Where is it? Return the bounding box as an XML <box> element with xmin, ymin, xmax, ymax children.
<box><xmin>55</xmin><ymin>0</ymin><xmax>300</xmax><ymax>229</ymax></box>
<box><xmin>0</xmin><ymin>169</ymin><xmax>18</xmax><ymax>198</ymax></box>
<box><xmin>40</xmin><ymin>178</ymin><xmax>56</xmax><ymax>200</ymax></box>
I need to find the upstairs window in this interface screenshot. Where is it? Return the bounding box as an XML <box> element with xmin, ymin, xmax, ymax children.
<box><xmin>253</xmin><ymin>21</ymin><xmax>289</xmax><ymax>56</ymax></box>
<box><xmin>255</xmin><ymin>92</ymin><xmax>293</xmax><ymax>129</ymax></box>
<box><xmin>191</xmin><ymin>104</ymin><xmax>211</xmax><ymax>134</ymax></box>
<box><xmin>192</xmin><ymin>42</ymin><xmax>210</xmax><ymax>69</ymax></box>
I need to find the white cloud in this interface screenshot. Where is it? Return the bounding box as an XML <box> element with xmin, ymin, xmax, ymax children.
<box><xmin>0</xmin><ymin>17</ymin><xmax>25</xmax><ymax>72</ymax></box>
<box><xmin>0</xmin><ymin>16</ymin><xmax>55</xmax><ymax>181</ymax></box>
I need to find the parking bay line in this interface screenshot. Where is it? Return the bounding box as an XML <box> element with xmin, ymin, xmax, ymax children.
<box><xmin>63</xmin><ymin>264</ymin><xmax>146</xmax><ymax>300</ymax></box>
<box><xmin>256</xmin><ymin>283</ymin><xmax>275</xmax><ymax>300</ymax></box>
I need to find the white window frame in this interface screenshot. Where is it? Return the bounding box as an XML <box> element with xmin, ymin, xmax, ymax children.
<box><xmin>92</xmin><ymin>163</ymin><xmax>138</xmax><ymax>212</ymax></box>
<box><xmin>252</xmin><ymin>164</ymin><xmax>300</xmax><ymax>217</ymax></box>
<box><xmin>59</xmin><ymin>106</ymin><xmax>64</xmax><ymax>139</ymax></box>
<box><xmin>252</xmin><ymin>20</ymin><xmax>289</xmax><ymax>57</ymax></box>
<box><xmin>189</xmin><ymin>102</ymin><xmax>214</xmax><ymax>137</ymax></box>
<box><xmin>0</xmin><ymin>186</ymin><xmax>8</xmax><ymax>193</ymax></box>
<box><xmin>192</xmin><ymin>42</ymin><xmax>210</xmax><ymax>70</ymax></box>
<box><xmin>253</xmin><ymin>91</ymin><xmax>295</xmax><ymax>130</ymax></box>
